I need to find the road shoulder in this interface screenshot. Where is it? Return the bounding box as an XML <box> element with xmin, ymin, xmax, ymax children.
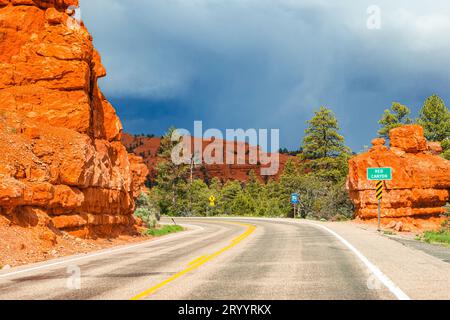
<box><xmin>314</xmin><ymin>220</ymin><xmax>450</xmax><ymax>300</ymax></box>
<box><xmin>0</xmin><ymin>223</ymin><xmax>200</xmax><ymax>279</ymax></box>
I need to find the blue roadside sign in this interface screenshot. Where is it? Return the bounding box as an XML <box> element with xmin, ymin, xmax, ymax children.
<box><xmin>291</xmin><ymin>193</ymin><xmax>299</xmax><ymax>205</ymax></box>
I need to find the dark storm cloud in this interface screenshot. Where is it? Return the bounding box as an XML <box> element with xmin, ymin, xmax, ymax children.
<box><xmin>80</xmin><ymin>0</ymin><xmax>450</xmax><ymax>150</ymax></box>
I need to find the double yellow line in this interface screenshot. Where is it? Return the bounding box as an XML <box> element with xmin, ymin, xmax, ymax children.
<box><xmin>131</xmin><ymin>221</ymin><xmax>256</xmax><ymax>300</ymax></box>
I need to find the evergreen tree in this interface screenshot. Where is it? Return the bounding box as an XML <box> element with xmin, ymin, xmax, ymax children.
<box><xmin>302</xmin><ymin>107</ymin><xmax>349</xmax><ymax>159</ymax></box>
<box><xmin>158</xmin><ymin>127</ymin><xmax>179</xmax><ymax>158</ymax></box>
<box><xmin>262</xmin><ymin>179</ymin><xmax>287</xmax><ymax>217</ymax></box>
<box><xmin>301</xmin><ymin>107</ymin><xmax>351</xmax><ymax>183</ymax></box>
<box><xmin>230</xmin><ymin>192</ymin><xmax>256</xmax><ymax>216</ymax></box>
<box><xmin>186</xmin><ymin>179</ymin><xmax>210</xmax><ymax>216</ymax></box>
<box><xmin>378</xmin><ymin>102</ymin><xmax>413</xmax><ymax>139</ymax></box>
<box><xmin>154</xmin><ymin>127</ymin><xmax>190</xmax><ymax>216</ymax></box>
<box><xmin>220</xmin><ymin>180</ymin><xmax>243</xmax><ymax>215</ymax></box>
<box><xmin>417</xmin><ymin>95</ymin><xmax>450</xmax><ymax>159</ymax></box>
<box><xmin>209</xmin><ymin>177</ymin><xmax>223</xmax><ymax>195</ymax></box>
<box><xmin>280</xmin><ymin>159</ymin><xmax>301</xmax><ymax>194</ymax></box>
<box><xmin>245</xmin><ymin>170</ymin><xmax>262</xmax><ymax>200</ymax></box>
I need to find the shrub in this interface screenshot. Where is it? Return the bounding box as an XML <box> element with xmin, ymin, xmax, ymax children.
<box><xmin>134</xmin><ymin>193</ymin><xmax>160</xmax><ymax>228</ymax></box>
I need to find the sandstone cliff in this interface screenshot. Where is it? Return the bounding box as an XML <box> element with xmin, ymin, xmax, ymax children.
<box><xmin>0</xmin><ymin>0</ymin><xmax>148</xmax><ymax>238</ymax></box>
<box><xmin>122</xmin><ymin>133</ymin><xmax>292</xmax><ymax>183</ymax></box>
<box><xmin>347</xmin><ymin>125</ymin><xmax>450</xmax><ymax>231</ymax></box>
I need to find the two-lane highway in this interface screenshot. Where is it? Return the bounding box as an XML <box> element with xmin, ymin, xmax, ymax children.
<box><xmin>0</xmin><ymin>218</ymin><xmax>397</xmax><ymax>300</ymax></box>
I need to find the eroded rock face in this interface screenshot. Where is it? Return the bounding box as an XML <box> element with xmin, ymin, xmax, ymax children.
<box><xmin>347</xmin><ymin>125</ymin><xmax>450</xmax><ymax>231</ymax></box>
<box><xmin>122</xmin><ymin>134</ymin><xmax>292</xmax><ymax>183</ymax></box>
<box><xmin>0</xmin><ymin>1</ymin><xmax>148</xmax><ymax>238</ymax></box>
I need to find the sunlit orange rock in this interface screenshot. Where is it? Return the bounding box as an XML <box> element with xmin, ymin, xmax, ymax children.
<box><xmin>347</xmin><ymin>125</ymin><xmax>450</xmax><ymax>231</ymax></box>
<box><xmin>0</xmin><ymin>1</ymin><xmax>148</xmax><ymax>238</ymax></box>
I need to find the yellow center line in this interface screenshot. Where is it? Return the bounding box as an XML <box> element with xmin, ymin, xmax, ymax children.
<box><xmin>131</xmin><ymin>221</ymin><xmax>256</xmax><ymax>300</ymax></box>
<box><xmin>187</xmin><ymin>255</ymin><xmax>208</xmax><ymax>267</ymax></box>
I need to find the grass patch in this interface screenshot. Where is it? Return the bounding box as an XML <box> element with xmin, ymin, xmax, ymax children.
<box><xmin>144</xmin><ymin>224</ymin><xmax>184</xmax><ymax>237</ymax></box>
<box><xmin>422</xmin><ymin>230</ymin><xmax>450</xmax><ymax>246</ymax></box>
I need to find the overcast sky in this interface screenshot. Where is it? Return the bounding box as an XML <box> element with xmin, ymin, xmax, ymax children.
<box><xmin>80</xmin><ymin>0</ymin><xmax>450</xmax><ymax>151</ymax></box>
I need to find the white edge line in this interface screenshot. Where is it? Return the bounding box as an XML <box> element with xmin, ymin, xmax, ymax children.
<box><xmin>303</xmin><ymin>221</ymin><xmax>411</xmax><ymax>300</ymax></box>
<box><xmin>0</xmin><ymin>223</ymin><xmax>204</xmax><ymax>279</ymax></box>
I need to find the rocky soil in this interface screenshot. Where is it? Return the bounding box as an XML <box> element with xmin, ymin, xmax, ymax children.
<box><xmin>0</xmin><ymin>214</ymin><xmax>152</xmax><ymax>268</ymax></box>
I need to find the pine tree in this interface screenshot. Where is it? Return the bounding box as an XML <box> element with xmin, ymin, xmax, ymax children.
<box><xmin>378</xmin><ymin>102</ymin><xmax>413</xmax><ymax>139</ymax></box>
<box><xmin>417</xmin><ymin>95</ymin><xmax>450</xmax><ymax>141</ymax></box>
<box><xmin>230</xmin><ymin>191</ymin><xmax>256</xmax><ymax>216</ymax></box>
<box><xmin>302</xmin><ymin>106</ymin><xmax>349</xmax><ymax>159</ymax></box>
<box><xmin>158</xmin><ymin>127</ymin><xmax>179</xmax><ymax>158</ymax></box>
<box><xmin>186</xmin><ymin>179</ymin><xmax>210</xmax><ymax>216</ymax></box>
<box><xmin>154</xmin><ymin>127</ymin><xmax>190</xmax><ymax>216</ymax></box>
<box><xmin>301</xmin><ymin>107</ymin><xmax>351</xmax><ymax>183</ymax></box>
<box><xmin>417</xmin><ymin>95</ymin><xmax>450</xmax><ymax>160</ymax></box>
<box><xmin>245</xmin><ymin>170</ymin><xmax>262</xmax><ymax>199</ymax></box>
<box><xmin>220</xmin><ymin>180</ymin><xmax>243</xmax><ymax>215</ymax></box>
<box><xmin>280</xmin><ymin>159</ymin><xmax>301</xmax><ymax>193</ymax></box>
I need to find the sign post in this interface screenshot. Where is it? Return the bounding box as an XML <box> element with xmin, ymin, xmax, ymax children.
<box><xmin>367</xmin><ymin>168</ymin><xmax>392</xmax><ymax>232</ymax></box>
<box><xmin>376</xmin><ymin>181</ymin><xmax>383</xmax><ymax>231</ymax></box>
<box><xmin>291</xmin><ymin>193</ymin><xmax>299</xmax><ymax>218</ymax></box>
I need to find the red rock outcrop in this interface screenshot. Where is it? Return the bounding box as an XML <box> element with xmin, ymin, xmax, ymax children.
<box><xmin>0</xmin><ymin>0</ymin><xmax>148</xmax><ymax>238</ymax></box>
<box><xmin>347</xmin><ymin>125</ymin><xmax>450</xmax><ymax>231</ymax></box>
<box><xmin>122</xmin><ymin>133</ymin><xmax>292</xmax><ymax>183</ymax></box>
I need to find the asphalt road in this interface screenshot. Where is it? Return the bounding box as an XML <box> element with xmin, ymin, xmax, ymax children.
<box><xmin>0</xmin><ymin>218</ymin><xmax>396</xmax><ymax>300</ymax></box>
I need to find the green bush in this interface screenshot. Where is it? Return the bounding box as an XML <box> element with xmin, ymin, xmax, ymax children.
<box><xmin>423</xmin><ymin>230</ymin><xmax>450</xmax><ymax>246</ymax></box>
<box><xmin>134</xmin><ymin>193</ymin><xmax>160</xmax><ymax>228</ymax></box>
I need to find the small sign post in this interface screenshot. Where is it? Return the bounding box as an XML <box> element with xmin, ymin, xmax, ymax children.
<box><xmin>367</xmin><ymin>168</ymin><xmax>392</xmax><ymax>232</ymax></box>
<box><xmin>291</xmin><ymin>193</ymin><xmax>299</xmax><ymax>218</ymax></box>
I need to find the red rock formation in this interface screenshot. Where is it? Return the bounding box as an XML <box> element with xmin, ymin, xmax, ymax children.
<box><xmin>347</xmin><ymin>125</ymin><xmax>450</xmax><ymax>231</ymax></box>
<box><xmin>0</xmin><ymin>0</ymin><xmax>148</xmax><ymax>238</ymax></box>
<box><xmin>122</xmin><ymin>133</ymin><xmax>292</xmax><ymax>183</ymax></box>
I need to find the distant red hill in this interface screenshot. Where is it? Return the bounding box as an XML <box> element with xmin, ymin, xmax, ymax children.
<box><xmin>122</xmin><ymin>133</ymin><xmax>294</xmax><ymax>183</ymax></box>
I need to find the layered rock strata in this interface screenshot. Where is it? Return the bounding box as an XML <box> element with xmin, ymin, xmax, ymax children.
<box><xmin>0</xmin><ymin>0</ymin><xmax>148</xmax><ymax>238</ymax></box>
<box><xmin>347</xmin><ymin>125</ymin><xmax>450</xmax><ymax>231</ymax></box>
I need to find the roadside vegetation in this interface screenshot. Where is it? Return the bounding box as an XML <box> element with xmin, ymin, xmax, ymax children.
<box><xmin>142</xmin><ymin>107</ymin><xmax>354</xmax><ymax>221</ymax></box>
<box><xmin>134</xmin><ymin>193</ymin><xmax>160</xmax><ymax>228</ymax></box>
<box><xmin>135</xmin><ymin>94</ymin><xmax>450</xmax><ymax>221</ymax></box>
<box><xmin>418</xmin><ymin>220</ymin><xmax>450</xmax><ymax>246</ymax></box>
<box><xmin>144</xmin><ymin>225</ymin><xmax>184</xmax><ymax>237</ymax></box>
<box><xmin>134</xmin><ymin>192</ymin><xmax>184</xmax><ymax>236</ymax></box>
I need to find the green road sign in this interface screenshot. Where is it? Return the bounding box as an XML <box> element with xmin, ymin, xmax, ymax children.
<box><xmin>367</xmin><ymin>167</ymin><xmax>392</xmax><ymax>181</ymax></box>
